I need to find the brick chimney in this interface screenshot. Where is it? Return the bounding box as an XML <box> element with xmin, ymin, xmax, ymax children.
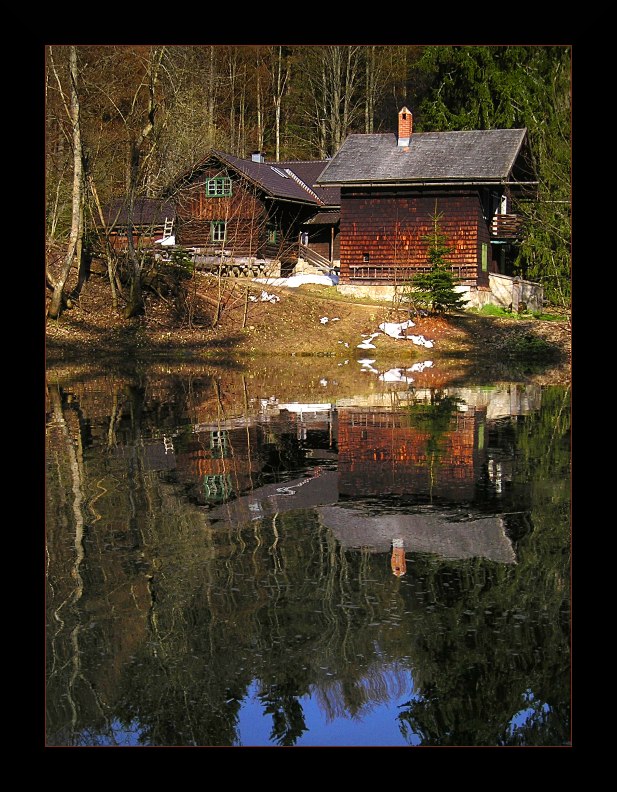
<box><xmin>398</xmin><ymin>106</ymin><xmax>413</xmax><ymax>147</ymax></box>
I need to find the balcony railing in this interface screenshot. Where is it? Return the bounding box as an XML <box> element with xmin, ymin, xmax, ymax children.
<box><xmin>347</xmin><ymin>264</ymin><xmax>476</xmax><ymax>283</ymax></box>
<box><xmin>491</xmin><ymin>213</ymin><xmax>524</xmax><ymax>239</ymax></box>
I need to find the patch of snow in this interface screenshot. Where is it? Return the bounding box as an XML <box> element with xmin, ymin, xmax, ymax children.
<box><xmin>155</xmin><ymin>235</ymin><xmax>176</xmax><ymax>246</ymax></box>
<box><xmin>379</xmin><ymin>319</ymin><xmax>415</xmax><ymax>338</ymax></box>
<box><xmin>253</xmin><ymin>274</ymin><xmax>336</xmax><ymax>288</ymax></box>
<box><xmin>319</xmin><ymin>379</ymin><xmax>328</xmax><ymax>386</ymax></box>
<box><xmin>320</xmin><ymin>317</ymin><xmax>329</xmax><ymax>324</ymax></box>
<box><xmin>409</xmin><ymin>360</ymin><xmax>433</xmax><ymax>372</ymax></box>
<box><xmin>408</xmin><ymin>334</ymin><xmax>434</xmax><ymax>348</ymax></box>
<box><xmin>250</xmin><ymin>290</ymin><xmax>280</xmax><ymax>303</ymax></box>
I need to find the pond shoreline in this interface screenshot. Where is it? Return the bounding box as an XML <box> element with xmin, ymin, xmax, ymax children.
<box><xmin>45</xmin><ymin>275</ymin><xmax>571</xmax><ymax>387</ymax></box>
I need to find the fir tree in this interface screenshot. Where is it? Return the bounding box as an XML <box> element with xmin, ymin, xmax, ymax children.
<box><xmin>405</xmin><ymin>205</ymin><xmax>468</xmax><ymax>315</ymax></box>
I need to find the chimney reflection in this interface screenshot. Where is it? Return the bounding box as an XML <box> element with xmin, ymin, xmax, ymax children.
<box><xmin>391</xmin><ymin>539</ymin><xmax>407</xmax><ymax>577</ymax></box>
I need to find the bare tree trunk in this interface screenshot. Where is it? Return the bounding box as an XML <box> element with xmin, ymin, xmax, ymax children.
<box><xmin>48</xmin><ymin>46</ymin><xmax>83</xmax><ymax>319</ymax></box>
<box><xmin>256</xmin><ymin>51</ymin><xmax>264</xmax><ymax>152</ymax></box>
<box><xmin>208</xmin><ymin>45</ymin><xmax>217</xmax><ymax>146</ymax></box>
<box><xmin>365</xmin><ymin>46</ymin><xmax>376</xmax><ymax>134</ymax></box>
<box><xmin>124</xmin><ymin>46</ymin><xmax>165</xmax><ymax>319</ymax></box>
<box><xmin>272</xmin><ymin>46</ymin><xmax>289</xmax><ymax>161</ymax></box>
<box><xmin>87</xmin><ymin>174</ymin><xmax>118</xmax><ymax>310</ymax></box>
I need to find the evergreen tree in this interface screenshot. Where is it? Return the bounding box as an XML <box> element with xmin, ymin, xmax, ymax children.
<box><xmin>405</xmin><ymin>206</ymin><xmax>468</xmax><ymax>315</ymax></box>
<box><xmin>413</xmin><ymin>45</ymin><xmax>571</xmax><ymax>306</ymax></box>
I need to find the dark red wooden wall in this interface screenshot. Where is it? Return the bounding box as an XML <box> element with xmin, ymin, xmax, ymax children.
<box><xmin>339</xmin><ymin>189</ymin><xmax>490</xmax><ymax>286</ymax></box>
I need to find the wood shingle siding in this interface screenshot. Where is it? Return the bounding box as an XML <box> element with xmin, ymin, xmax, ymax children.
<box><xmin>339</xmin><ymin>190</ymin><xmax>487</xmax><ymax>284</ymax></box>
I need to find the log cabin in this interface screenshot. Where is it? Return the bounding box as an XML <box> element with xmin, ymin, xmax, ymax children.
<box><xmin>315</xmin><ymin>108</ymin><xmax>542</xmax><ymax>310</ymax></box>
<box><xmin>168</xmin><ymin>151</ymin><xmax>340</xmax><ymax>276</ymax></box>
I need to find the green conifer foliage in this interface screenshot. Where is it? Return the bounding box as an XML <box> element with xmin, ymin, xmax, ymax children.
<box><xmin>405</xmin><ymin>206</ymin><xmax>468</xmax><ymax>315</ymax></box>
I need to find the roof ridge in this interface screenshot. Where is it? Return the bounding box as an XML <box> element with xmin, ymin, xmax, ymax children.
<box><xmin>283</xmin><ymin>167</ymin><xmax>323</xmax><ymax>203</ymax></box>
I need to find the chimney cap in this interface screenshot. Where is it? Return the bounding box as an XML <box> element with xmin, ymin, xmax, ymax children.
<box><xmin>398</xmin><ymin>106</ymin><xmax>413</xmax><ymax>147</ymax></box>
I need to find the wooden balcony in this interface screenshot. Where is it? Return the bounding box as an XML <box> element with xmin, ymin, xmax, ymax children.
<box><xmin>491</xmin><ymin>213</ymin><xmax>524</xmax><ymax>239</ymax></box>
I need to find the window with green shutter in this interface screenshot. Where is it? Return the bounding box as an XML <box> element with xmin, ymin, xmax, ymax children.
<box><xmin>205</xmin><ymin>177</ymin><xmax>232</xmax><ymax>197</ymax></box>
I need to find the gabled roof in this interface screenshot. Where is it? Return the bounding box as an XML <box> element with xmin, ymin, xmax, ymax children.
<box><xmin>279</xmin><ymin>160</ymin><xmax>340</xmax><ymax>207</ymax></box>
<box><xmin>179</xmin><ymin>151</ymin><xmax>340</xmax><ymax>207</ymax></box>
<box><xmin>316</xmin><ymin>128</ymin><xmax>529</xmax><ymax>187</ymax></box>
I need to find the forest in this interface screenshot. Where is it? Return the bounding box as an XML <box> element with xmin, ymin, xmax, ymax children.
<box><xmin>45</xmin><ymin>44</ymin><xmax>572</xmax><ymax>317</ymax></box>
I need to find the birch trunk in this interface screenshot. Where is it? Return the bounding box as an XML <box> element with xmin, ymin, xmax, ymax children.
<box><xmin>48</xmin><ymin>46</ymin><xmax>83</xmax><ymax>320</ymax></box>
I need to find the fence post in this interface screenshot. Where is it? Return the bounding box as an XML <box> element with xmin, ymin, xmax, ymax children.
<box><xmin>512</xmin><ymin>278</ymin><xmax>520</xmax><ymax>313</ymax></box>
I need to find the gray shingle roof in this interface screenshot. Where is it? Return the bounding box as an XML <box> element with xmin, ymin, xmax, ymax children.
<box><xmin>318</xmin><ymin>506</ymin><xmax>516</xmax><ymax>564</ymax></box>
<box><xmin>316</xmin><ymin>128</ymin><xmax>528</xmax><ymax>186</ymax></box>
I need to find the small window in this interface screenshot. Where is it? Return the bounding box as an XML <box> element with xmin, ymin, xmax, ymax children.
<box><xmin>211</xmin><ymin>221</ymin><xmax>226</xmax><ymax>243</ymax></box>
<box><xmin>205</xmin><ymin>177</ymin><xmax>232</xmax><ymax>197</ymax></box>
<box><xmin>481</xmin><ymin>242</ymin><xmax>488</xmax><ymax>272</ymax></box>
<box><xmin>363</xmin><ymin>253</ymin><xmax>370</xmax><ymax>263</ymax></box>
<box><xmin>268</xmin><ymin>226</ymin><xmax>279</xmax><ymax>244</ymax></box>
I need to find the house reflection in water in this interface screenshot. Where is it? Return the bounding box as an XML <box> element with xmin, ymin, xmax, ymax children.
<box><xmin>174</xmin><ymin>401</ymin><xmax>337</xmax><ymax>507</ymax></box>
<box><xmin>180</xmin><ymin>385</ymin><xmax>541</xmax><ymax>573</ymax></box>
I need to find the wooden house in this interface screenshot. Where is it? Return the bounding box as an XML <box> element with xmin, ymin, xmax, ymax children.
<box><xmin>169</xmin><ymin>151</ymin><xmax>340</xmax><ymax>276</ymax></box>
<box><xmin>98</xmin><ymin>197</ymin><xmax>176</xmax><ymax>252</ymax></box>
<box><xmin>315</xmin><ymin>108</ymin><xmax>541</xmax><ymax>309</ymax></box>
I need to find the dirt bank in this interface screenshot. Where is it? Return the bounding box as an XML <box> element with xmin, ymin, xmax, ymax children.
<box><xmin>45</xmin><ymin>272</ymin><xmax>571</xmax><ymax>384</ymax></box>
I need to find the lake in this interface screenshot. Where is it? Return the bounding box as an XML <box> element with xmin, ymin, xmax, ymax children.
<box><xmin>45</xmin><ymin>355</ymin><xmax>571</xmax><ymax>747</ymax></box>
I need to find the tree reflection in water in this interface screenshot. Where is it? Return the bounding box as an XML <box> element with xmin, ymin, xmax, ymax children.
<box><xmin>45</xmin><ymin>367</ymin><xmax>570</xmax><ymax>746</ymax></box>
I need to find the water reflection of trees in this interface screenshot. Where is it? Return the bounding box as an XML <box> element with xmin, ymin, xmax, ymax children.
<box><xmin>45</xmin><ymin>372</ymin><xmax>570</xmax><ymax>747</ymax></box>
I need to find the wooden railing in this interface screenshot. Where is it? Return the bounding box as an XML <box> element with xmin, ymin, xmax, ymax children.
<box><xmin>299</xmin><ymin>244</ymin><xmax>333</xmax><ymax>272</ymax></box>
<box><xmin>491</xmin><ymin>214</ymin><xmax>524</xmax><ymax>239</ymax></box>
<box><xmin>348</xmin><ymin>265</ymin><xmax>474</xmax><ymax>282</ymax></box>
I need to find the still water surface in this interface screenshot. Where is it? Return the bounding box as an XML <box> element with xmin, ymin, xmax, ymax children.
<box><xmin>45</xmin><ymin>359</ymin><xmax>570</xmax><ymax>747</ymax></box>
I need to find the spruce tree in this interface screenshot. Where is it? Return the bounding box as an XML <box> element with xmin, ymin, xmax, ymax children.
<box><xmin>405</xmin><ymin>206</ymin><xmax>468</xmax><ymax>315</ymax></box>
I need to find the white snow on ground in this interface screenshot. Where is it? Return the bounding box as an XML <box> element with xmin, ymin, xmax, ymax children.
<box><xmin>155</xmin><ymin>235</ymin><xmax>176</xmax><ymax>246</ymax></box>
<box><xmin>253</xmin><ymin>274</ymin><xmax>337</xmax><ymax>288</ymax></box>
<box><xmin>377</xmin><ymin>319</ymin><xmax>434</xmax><ymax>348</ymax></box>
<box><xmin>409</xmin><ymin>360</ymin><xmax>433</xmax><ymax>372</ymax></box>
<box><xmin>249</xmin><ymin>290</ymin><xmax>280</xmax><ymax>303</ymax></box>
<box><xmin>379</xmin><ymin>319</ymin><xmax>415</xmax><ymax>338</ymax></box>
<box><xmin>408</xmin><ymin>335</ymin><xmax>434</xmax><ymax>348</ymax></box>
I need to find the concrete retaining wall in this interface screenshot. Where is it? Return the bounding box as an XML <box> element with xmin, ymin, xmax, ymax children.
<box><xmin>337</xmin><ymin>274</ymin><xmax>544</xmax><ymax>313</ymax></box>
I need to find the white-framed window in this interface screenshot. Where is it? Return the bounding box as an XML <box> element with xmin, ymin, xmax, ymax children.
<box><xmin>211</xmin><ymin>221</ymin><xmax>226</xmax><ymax>243</ymax></box>
<box><xmin>205</xmin><ymin>177</ymin><xmax>232</xmax><ymax>197</ymax></box>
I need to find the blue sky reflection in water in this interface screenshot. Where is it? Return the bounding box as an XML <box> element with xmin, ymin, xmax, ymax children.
<box><xmin>45</xmin><ymin>363</ymin><xmax>571</xmax><ymax>747</ymax></box>
<box><xmin>238</xmin><ymin>676</ymin><xmax>422</xmax><ymax>747</ymax></box>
